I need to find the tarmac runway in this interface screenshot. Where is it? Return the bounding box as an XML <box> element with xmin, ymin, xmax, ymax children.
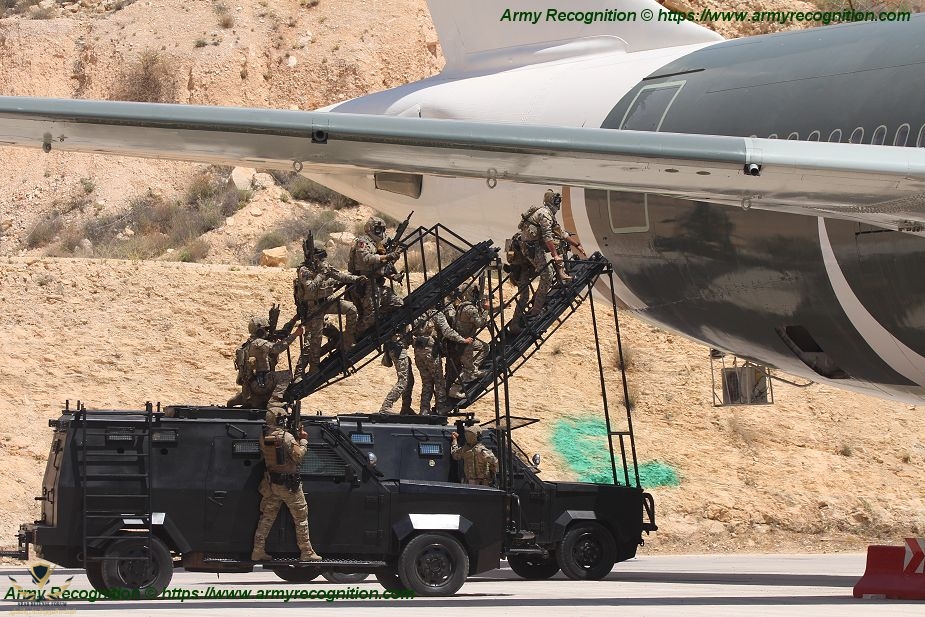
<box><xmin>1</xmin><ymin>553</ymin><xmax>920</xmax><ymax>616</ymax></box>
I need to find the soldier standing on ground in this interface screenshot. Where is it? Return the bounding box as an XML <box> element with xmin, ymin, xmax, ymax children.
<box><xmin>450</xmin><ymin>427</ymin><xmax>499</xmax><ymax>486</ymax></box>
<box><xmin>252</xmin><ymin>409</ymin><xmax>322</xmax><ymax>562</ymax></box>
<box><xmin>294</xmin><ymin>238</ymin><xmax>364</xmax><ymax>375</ymax></box>
<box><xmin>228</xmin><ymin>317</ymin><xmax>302</xmax><ymax>410</ymax></box>
<box><xmin>412</xmin><ymin>307</ymin><xmax>471</xmax><ymax>414</ymax></box>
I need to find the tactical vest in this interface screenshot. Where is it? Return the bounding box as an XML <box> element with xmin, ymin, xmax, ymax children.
<box><xmin>518</xmin><ymin>205</ymin><xmax>543</xmax><ymax>242</ymax></box>
<box><xmin>348</xmin><ymin>236</ymin><xmax>380</xmax><ymax>275</ymax></box>
<box><xmin>458</xmin><ymin>444</ymin><xmax>494</xmax><ymax>482</ymax></box>
<box><xmin>248</xmin><ymin>339</ymin><xmax>277</xmax><ymax>373</ymax></box>
<box><xmin>261</xmin><ymin>426</ymin><xmax>298</xmax><ymax>474</ymax></box>
<box><xmin>454</xmin><ymin>302</ymin><xmax>482</xmax><ymax>338</ymax></box>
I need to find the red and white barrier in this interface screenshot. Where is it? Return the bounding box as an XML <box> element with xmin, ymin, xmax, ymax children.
<box><xmin>854</xmin><ymin>539</ymin><xmax>925</xmax><ymax>600</ymax></box>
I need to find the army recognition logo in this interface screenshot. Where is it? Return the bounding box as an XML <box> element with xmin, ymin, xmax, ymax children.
<box><xmin>5</xmin><ymin>561</ymin><xmax>75</xmax><ymax>613</ymax></box>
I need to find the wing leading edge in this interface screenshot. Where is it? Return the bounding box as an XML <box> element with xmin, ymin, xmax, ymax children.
<box><xmin>1</xmin><ymin>96</ymin><xmax>924</xmax><ymax>232</ymax></box>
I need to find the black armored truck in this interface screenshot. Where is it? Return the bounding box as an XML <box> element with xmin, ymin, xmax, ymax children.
<box><xmin>8</xmin><ymin>402</ymin><xmax>656</xmax><ymax>597</ymax></box>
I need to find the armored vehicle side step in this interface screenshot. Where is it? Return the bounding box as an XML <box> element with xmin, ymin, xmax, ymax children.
<box><xmin>205</xmin><ymin>557</ymin><xmax>387</xmax><ymax>570</ymax></box>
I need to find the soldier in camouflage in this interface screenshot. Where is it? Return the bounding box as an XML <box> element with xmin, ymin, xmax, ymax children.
<box><xmin>447</xmin><ymin>287</ymin><xmax>489</xmax><ymax>401</ymax></box>
<box><xmin>379</xmin><ymin>327</ymin><xmax>415</xmax><ymax>414</ymax></box>
<box><xmin>411</xmin><ymin>308</ymin><xmax>472</xmax><ymax>414</ymax></box>
<box><xmin>348</xmin><ymin>216</ymin><xmax>403</xmax><ymax>336</ymax></box>
<box><xmin>252</xmin><ymin>409</ymin><xmax>322</xmax><ymax>562</ymax></box>
<box><xmin>294</xmin><ymin>239</ymin><xmax>364</xmax><ymax>375</ymax></box>
<box><xmin>450</xmin><ymin>426</ymin><xmax>499</xmax><ymax>486</ymax></box>
<box><xmin>228</xmin><ymin>317</ymin><xmax>302</xmax><ymax>411</ymax></box>
<box><xmin>511</xmin><ymin>190</ymin><xmax>585</xmax><ymax>326</ymax></box>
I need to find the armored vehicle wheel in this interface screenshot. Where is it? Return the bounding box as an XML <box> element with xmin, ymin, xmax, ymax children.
<box><xmin>272</xmin><ymin>566</ymin><xmax>320</xmax><ymax>582</ymax></box>
<box><xmin>375</xmin><ymin>567</ymin><xmax>404</xmax><ymax>591</ymax></box>
<box><xmin>557</xmin><ymin>522</ymin><xmax>616</xmax><ymax>580</ymax></box>
<box><xmin>398</xmin><ymin>532</ymin><xmax>468</xmax><ymax>597</ymax></box>
<box><xmin>508</xmin><ymin>553</ymin><xmax>560</xmax><ymax>579</ymax></box>
<box><xmin>99</xmin><ymin>536</ymin><xmax>173</xmax><ymax>597</ymax></box>
<box><xmin>322</xmin><ymin>571</ymin><xmax>369</xmax><ymax>583</ymax></box>
<box><xmin>85</xmin><ymin>561</ymin><xmax>106</xmax><ymax>592</ymax></box>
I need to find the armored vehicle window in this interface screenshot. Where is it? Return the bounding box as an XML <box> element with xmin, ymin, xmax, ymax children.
<box><xmin>894</xmin><ymin>123</ymin><xmax>910</xmax><ymax>147</ymax></box>
<box><xmin>300</xmin><ymin>444</ymin><xmax>347</xmax><ymax>476</ymax></box>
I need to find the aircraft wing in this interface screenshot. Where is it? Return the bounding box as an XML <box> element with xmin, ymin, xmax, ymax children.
<box><xmin>1</xmin><ymin>97</ymin><xmax>924</xmax><ymax>233</ymax></box>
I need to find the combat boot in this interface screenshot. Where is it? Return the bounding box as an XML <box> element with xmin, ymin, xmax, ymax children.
<box><xmin>251</xmin><ymin>537</ymin><xmax>271</xmax><ymax>561</ymax></box>
<box><xmin>300</xmin><ymin>550</ymin><xmax>323</xmax><ymax>562</ymax></box>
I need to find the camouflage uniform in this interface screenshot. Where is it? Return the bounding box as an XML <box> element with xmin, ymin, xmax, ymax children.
<box><xmin>348</xmin><ymin>230</ymin><xmax>404</xmax><ymax>336</ymax></box>
<box><xmin>515</xmin><ymin>204</ymin><xmax>557</xmax><ymax>319</ymax></box>
<box><xmin>228</xmin><ymin>323</ymin><xmax>299</xmax><ymax>411</ymax></box>
<box><xmin>252</xmin><ymin>412</ymin><xmax>321</xmax><ymax>562</ymax></box>
<box><xmin>412</xmin><ymin>308</ymin><xmax>468</xmax><ymax>414</ymax></box>
<box><xmin>449</xmin><ymin>298</ymin><xmax>489</xmax><ymax>395</ymax></box>
<box><xmin>379</xmin><ymin>329</ymin><xmax>414</xmax><ymax>414</ymax></box>
<box><xmin>442</xmin><ymin>301</ymin><xmax>463</xmax><ymax>398</ymax></box>
<box><xmin>451</xmin><ymin>428</ymin><xmax>499</xmax><ymax>486</ymax></box>
<box><xmin>294</xmin><ymin>257</ymin><xmax>361</xmax><ymax>375</ymax></box>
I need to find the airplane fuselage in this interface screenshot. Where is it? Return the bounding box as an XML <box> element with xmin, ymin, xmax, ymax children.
<box><xmin>316</xmin><ymin>17</ymin><xmax>925</xmax><ymax>403</ymax></box>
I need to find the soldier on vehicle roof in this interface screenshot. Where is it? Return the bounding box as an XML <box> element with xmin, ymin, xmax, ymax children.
<box><xmin>252</xmin><ymin>409</ymin><xmax>322</xmax><ymax>563</ymax></box>
<box><xmin>228</xmin><ymin>317</ymin><xmax>302</xmax><ymax>411</ymax></box>
<box><xmin>411</xmin><ymin>307</ymin><xmax>471</xmax><ymax>414</ymax></box>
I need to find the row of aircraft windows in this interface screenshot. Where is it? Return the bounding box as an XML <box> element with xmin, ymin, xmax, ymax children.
<box><xmin>754</xmin><ymin>123</ymin><xmax>925</xmax><ymax>147</ymax></box>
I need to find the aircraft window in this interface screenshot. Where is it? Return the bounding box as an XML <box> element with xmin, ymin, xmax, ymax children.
<box><xmin>775</xmin><ymin>325</ymin><xmax>849</xmax><ymax>379</ymax></box>
<box><xmin>849</xmin><ymin>127</ymin><xmax>864</xmax><ymax>144</ymax></box>
<box><xmin>808</xmin><ymin>131</ymin><xmax>820</xmax><ymax>142</ymax></box>
<box><xmin>894</xmin><ymin>123</ymin><xmax>910</xmax><ymax>146</ymax></box>
<box><xmin>607</xmin><ymin>191</ymin><xmax>649</xmax><ymax>234</ymax></box>
<box><xmin>374</xmin><ymin>172</ymin><xmax>422</xmax><ymax>199</ymax></box>
<box><xmin>917</xmin><ymin>124</ymin><xmax>925</xmax><ymax>147</ymax></box>
<box><xmin>768</xmin><ymin>134</ymin><xmax>778</xmax><ymax>139</ymax></box>
<box><xmin>619</xmin><ymin>82</ymin><xmax>685</xmax><ymax>132</ymax></box>
<box><xmin>787</xmin><ymin>132</ymin><xmax>799</xmax><ymax>140</ymax></box>
<box><xmin>871</xmin><ymin>125</ymin><xmax>887</xmax><ymax>145</ymax></box>
<box><xmin>828</xmin><ymin>129</ymin><xmax>842</xmax><ymax>143</ymax></box>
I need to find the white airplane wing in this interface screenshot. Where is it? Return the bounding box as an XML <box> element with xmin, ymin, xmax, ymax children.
<box><xmin>1</xmin><ymin>97</ymin><xmax>924</xmax><ymax>233</ymax></box>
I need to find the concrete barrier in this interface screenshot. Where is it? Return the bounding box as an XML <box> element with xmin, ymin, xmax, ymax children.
<box><xmin>853</xmin><ymin>541</ymin><xmax>925</xmax><ymax>600</ymax></box>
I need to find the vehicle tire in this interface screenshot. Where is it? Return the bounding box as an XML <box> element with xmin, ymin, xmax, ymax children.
<box><xmin>508</xmin><ymin>552</ymin><xmax>560</xmax><ymax>580</ymax></box>
<box><xmin>398</xmin><ymin>532</ymin><xmax>468</xmax><ymax>597</ymax></box>
<box><xmin>557</xmin><ymin>522</ymin><xmax>616</xmax><ymax>581</ymax></box>
<box><xmin>374</xmin><ymin>567</ymin><xmax>404</xmax><ymax>591</ymax></box>
<box><xmin>85</xmin><ymin>560</ymin><xmax>107</xmax><ymax>592</ymax></box>
<box><xmin>99</xmin><ymin>536</ymin><xmax>173</xmax><ymax>597</ymax></box>
<box><xmin>322</xmin><ymin>571</ymin><xmax>369</xmax><ymax>584</ymax></box>
<box><xmin>272</xmin><ymin>566</ymin><xmax>320</xmax><ymax>583</ymax></box>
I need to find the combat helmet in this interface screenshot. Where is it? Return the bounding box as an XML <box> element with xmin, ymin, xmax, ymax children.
<box><xmin>249</xmin><ymin>315</ymin><xmax>270</xmax><ymax>336</ymax></box>
<box><xmin>543</xmin><ymin>189</ymin><xmax>562</xmax><ymax>212</ymax></box>
<box><xmin>364</xmin><ymin>216</ymin><xmax>387</xmax><ymax>242</ymax></box>
<box><xmin>463</xmin><ymin>425</ymin><xmax>480</xmax><ymax>446</ymax></box>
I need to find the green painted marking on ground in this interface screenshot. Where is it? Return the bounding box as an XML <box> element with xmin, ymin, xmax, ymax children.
<box><xmin>551</xmin><ymin>416</ymin><xmax>679</xmax><ymax>487</ymax></box>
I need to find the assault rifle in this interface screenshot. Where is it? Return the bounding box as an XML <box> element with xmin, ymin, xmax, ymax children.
<box><xmin>268</xmin><ymin>303</ymin><xmax>299</xmax><ymax>339</ymax></box>
<box><xmin>379</xmin><ymin>211</ymin><xmax>413</xmax><ymax>282</ymax></box>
